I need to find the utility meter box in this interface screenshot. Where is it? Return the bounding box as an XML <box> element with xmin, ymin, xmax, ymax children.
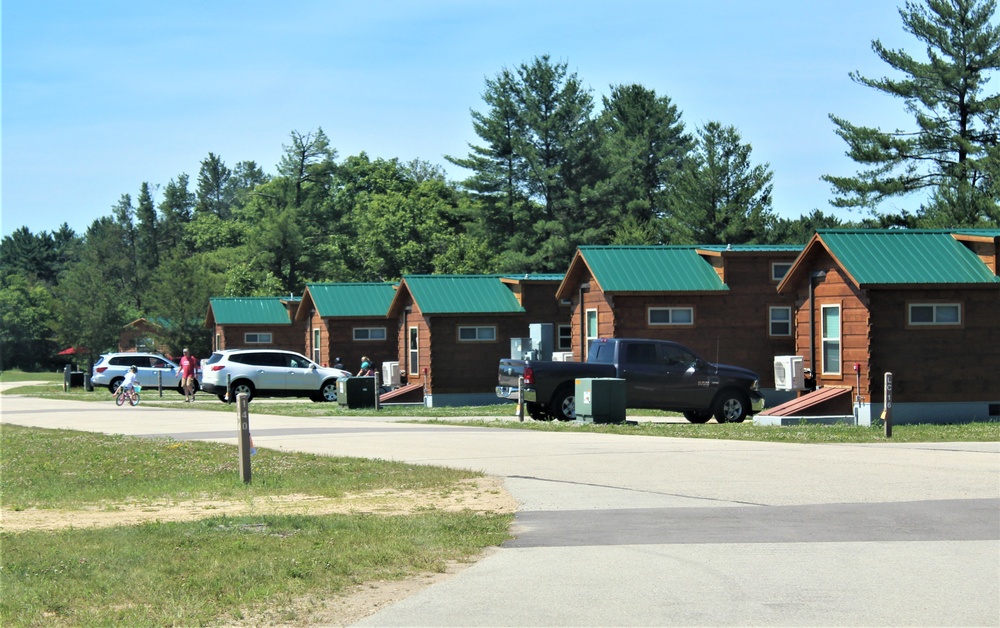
<box><xmin>337</xmin><ymin>376</ymin><xmax>377</xmax><ymax>409</ymax></box>
<box><xmin>575</xmin><ymin>377</ymin><xmax>626</xmax><ymax>424</ymax></box>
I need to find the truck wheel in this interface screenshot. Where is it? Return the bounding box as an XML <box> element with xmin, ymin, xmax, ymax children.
<box><xmin>713</xmin><ymin>390</ymin><xmax>749</xmax><ymax>423</ymax></box>
<box><xmin>526</xmin><ymin>402</ymin><xmax>550</xmax><ymax>421</ymax></box>
<box><xmin>683</xmin><ymin>410</ymin><xmax>712</xmax><ymax>424</ymax></box>
<box><xmin>551</xmin><ymin>387</ymin><xmax>576</xmax><ymax>421</ymax></box>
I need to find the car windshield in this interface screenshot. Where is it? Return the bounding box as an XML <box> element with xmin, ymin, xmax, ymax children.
<box><xmin>205</xmin><ymin>353</ymin><xmax>224</xmax><ymax>365</ymax></box>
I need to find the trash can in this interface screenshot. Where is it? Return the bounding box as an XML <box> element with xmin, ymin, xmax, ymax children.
<box><xmin>337</xmin><ymin>376</ymin><xmax>377</xmax><ymax>409</ymax></box>
<box><xmin>575</xmin><ymin>377</ymin><xmax>626</xmax><ymax>424</ymax></box>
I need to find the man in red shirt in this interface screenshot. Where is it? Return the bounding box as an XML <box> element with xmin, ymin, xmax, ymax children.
<box><xmin>177</xmin><ymin>348</ymin><xmax>199</xmax><ymax>403</ymax></box>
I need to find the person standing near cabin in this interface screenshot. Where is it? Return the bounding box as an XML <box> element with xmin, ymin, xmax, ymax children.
<box><xmin>357</xmin><ymin>356</ymin><xmax>375</xmax><ymax>376</ymax></box>
<box><xmin>177</xmin><ymin>348</ymin><xmax>200</xmax><ymax>402</ymax></box>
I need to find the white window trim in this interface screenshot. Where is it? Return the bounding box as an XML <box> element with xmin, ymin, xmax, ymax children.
<box><xmin>647</xmin><ymin>306</ymin><xmax>695</xmax><ymax>326</ymax></box>
<box><xmin>768</xmin><ymin>306</ymin><xmax>792</xmax><ymax>337</ymax></box>
<box><xmin>908</xmin><ymin>303</ymin><xmax>962</xmax><ymax>326</ymax></box>
<box><xmin>408</xmin><ymin>326</ymin><xmax>419</xmax><ymax>376</ymax></box>
<box><xmin>312</xmin><ymin>328</ymin><xmax>321</xmax><ymax>363</ymax></box>
<box><xmin>584</xmin><ymin>309</ymin><xmax>599</xmax><ymax>360</ymax></box>
<box><xmin>353</xmin><ymin>326</ymin><xmax>388</xmax><ymax>341</ymax></box>
<box><xmin>821</xmin><ymin>304</ymin><xmax>841</xmax><ymax>376</ymax></box>
<box><xmin>771</xmin><ymin>261</ymin><xmax>792</xmax><ymax>282</ymax></box>
<box><xmin>457</xmin><ymin>325</ymin><xmax>497</xmax><ymax>342</ymax></box>
<box><xmin>244</xmin><ymin>332</ymin><xmax>273</xmax><ymax>344</ymax></box>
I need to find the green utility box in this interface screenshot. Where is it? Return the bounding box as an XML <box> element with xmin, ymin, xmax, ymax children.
<box><xmin>575</xmin><ymin>377</ymin><xmax>626</xmax><ymax>424</ymax></box>
<box><xmin>337</xmin><ymin>376</ymin><xmax>377</xmax><ymax>409</ymax></box>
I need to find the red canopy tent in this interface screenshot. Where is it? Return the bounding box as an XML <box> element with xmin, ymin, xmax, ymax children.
<box><xmin>57</xmin><ymin>347</ymin><xmax>76</xmax><ymax>355</ymax></box>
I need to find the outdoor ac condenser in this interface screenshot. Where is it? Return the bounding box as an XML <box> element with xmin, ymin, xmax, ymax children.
<box><xmin>774</xmin><ymin>355</ymin><xmax>804</xmax><ymax>391</ymax></box>
<box><xmin>382</xmin><ymin>361</ymin><xmax>401</xmax><ymax>388</ymax></box>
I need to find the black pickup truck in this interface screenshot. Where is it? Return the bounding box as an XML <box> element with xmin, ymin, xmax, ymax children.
<box><xmin>496</xmin><ymin>337</ymin><xmax>765</xmax><ymax>423</ymax></box>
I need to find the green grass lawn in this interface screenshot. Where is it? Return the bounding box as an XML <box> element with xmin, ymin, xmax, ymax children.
<box><xmin>1</xmin><ymin>425</ymin><xmax>513</xmax><ymax>626</ymax></box>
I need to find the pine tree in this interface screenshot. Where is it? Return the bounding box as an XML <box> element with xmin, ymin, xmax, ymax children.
<box><xmin>823</xmin><ymin>0</ymin><xmax>1000</xmax><ymax>224</ymax></box>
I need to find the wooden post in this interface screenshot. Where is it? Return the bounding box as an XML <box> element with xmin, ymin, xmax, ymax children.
<box><xmin>236</xmin><ymin>393</ymin><xmax>252</xmax><ymax>483</ymax></box>
<box><xmin>882</xmin><ymin>372</ymin><xmax>893</xmax><ymax>439</ymax></box>
<box><xmin>158</xmin><ymin>370</ymin><xmax>163</xmax><ymax>398</ymax></box>
<box><xmin>517</xmin><ymin>376</ymin><xmax>525</xmax><ymax>422</ymax></box>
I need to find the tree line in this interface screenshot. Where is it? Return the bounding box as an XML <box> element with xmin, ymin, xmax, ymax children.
<box><xmin>2</xmin><ymin>0</ymin><xmax>998</xmax><ymax>371</ymax></box>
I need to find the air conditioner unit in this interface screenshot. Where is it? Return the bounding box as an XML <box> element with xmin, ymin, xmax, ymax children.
<box><xmin>382</xmin><ymin>361</ymin><xmax>401</xmax><ymax>388</ymax></box>
<box><xmin>774</xmin><ymin>355</ymin><xmax>804</xmax><ymax>391</ymax></box>
<box><xmin>552</xmin><ymin>352</ymin><xmax>575</xmax><ymax>362</ymax></box>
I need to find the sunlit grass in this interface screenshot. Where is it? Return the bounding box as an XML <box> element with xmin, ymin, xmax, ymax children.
<box><xmin>0</xmin><ymin>426</ymin><xmax>513</xmax><ymax>626</ymax></box>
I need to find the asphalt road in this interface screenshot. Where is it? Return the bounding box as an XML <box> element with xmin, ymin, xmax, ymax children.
<box><xmin>3</xmin><ymin>392</ymin><xmax>998</xmax><ymax>627</ymax></box>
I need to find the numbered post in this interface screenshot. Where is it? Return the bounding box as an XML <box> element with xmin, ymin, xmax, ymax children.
<box><xmin>236</xmin><ymin>393</ymin><xmax>252</xmax><ymax>483</ymax></box>
<box><xmin>882</xmin><ymin>372</ymin><xmax>893</xmax><ymax>438</ymax></box>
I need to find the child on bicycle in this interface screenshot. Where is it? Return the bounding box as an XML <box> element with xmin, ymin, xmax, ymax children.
<box><xmin>114</xmin><ymin>365</ymin><xmax>139</xmax><ymax>397</ymax></box>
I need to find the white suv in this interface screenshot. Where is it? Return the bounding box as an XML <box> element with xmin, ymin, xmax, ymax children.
<box><xmin>200</xmin><ymin>349</ymin><xmax>351</xmax><ymax>402</ymax></box>
<box><xmin>91</xmin><ymin>352</ymin><xmax>200</xmax><ymax>395</ymax></box>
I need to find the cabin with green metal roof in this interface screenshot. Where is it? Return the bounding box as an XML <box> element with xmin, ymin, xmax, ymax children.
<box><xmin>554</xmin><ymin>245</ymin><xmax>802</xmax><ymax>389</ymax></box>
<box><xmin>295</xmin><ymin>283</ymin><xmax>398</xmax><ymax>371</ymax></box>
<box><xmin>205</xmin><ymin>296</ymin><xmax>305</xmax><ymax>353</ymax></box>
<box><xmin>387</xmin><ymin>274</ymin><xmax>563</xmax><ymax>405</ymax></box>
<box><xmin>118</xmin><ymin>317</ymin><xmax>172</xmax><ymax>354</ymax></box>
<box><xmin>777</xmin><ymin>229</ymin><xmax>1000</xmax><ymax>423</ymax></box>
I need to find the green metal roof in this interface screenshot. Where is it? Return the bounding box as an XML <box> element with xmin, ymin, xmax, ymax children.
<box><xmin>209</xmin><ymin>297</ymin><xmax>293</xmax><ymax>325</ymax></box>
<box><xmin>305</xmin><ymin>283</ymin><xmax>396</xmax><ymax>317</ymax></box>
<box><xmin>697</xmin><ymin>244</ymin><xmax>804</xmax><ymax>253</ymax></box>
<box><xmin>501</xmin><ymin>273</ymin><xmax>566</xmax><ymax>282</ymax></box>
<box><xmin>403</xmin><ymin>275</ymin><xmax>526</xmax><ymax>314</ymax></box>
<box><xmin>579</xmin><ymin>246</ymin><xmax>729</xmax><ymax>292</ymax></box>
<box><xmin>818</xmin><ymin>229</ymin><xmax>1000</xmax><ymax>285</ymax></box>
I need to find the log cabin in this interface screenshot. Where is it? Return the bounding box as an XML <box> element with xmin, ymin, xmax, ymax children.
<box><xmin>554</xmin><ymin>245</ymin><xmax>803</xmax><ymax>393</ymax></box>
<box><xmin>295</xmin><ymin>282</ymin><xmax>398</xmax><ymax>373</ymax></box>
<box><xmin>777</xmin><ymin>229</ymin><xmax>1000</xmax><ymax>424</ymax></box>
<box><xmin>387</xmin><ymin>274</ymin><xmax>568</xmax><ymax>406</ymax></box>
<box><xmin>205</xmin><ymin>296</ymin><xmax>305</xmax><ymax>354</ymax></box>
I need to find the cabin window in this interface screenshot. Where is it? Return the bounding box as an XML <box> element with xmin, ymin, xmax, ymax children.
<box><xmin>244</xmin><ymin>332</ymin><xmax>272</xmax><ymax>344</ymax></box>
<box><xmin>648</xmin><ymin>307</ymin><xmax>694</xmax><ymax>326</ymax></box>
<box><xmin>769</xmin><ymin>306</ymin><xmax>792</xmax><ymax>336</ymax></box>
<box><xmin>557</xmin><ymin>324</ymin><xmax>572</xmax><ymax>351</ymax></box>
<box><xmin>215</xmin><ymin>333</ymin><xmax>221</xmax><ymax>351</ymax></box>
<box><xmin>821</xmin><ymin>305</ymin><xmax>841</xmax><ymax>375</ymax></box>
<box><xmin>771</xmin><ymin>262</ymin><xmax>792</xmax><ymax>282</ymax></box>
<box><xmin>408</xmin><ymin>327</ymin><xmax>419</xmax><ymax>376</ymax></box>
<box><xmin>458</xmin><ymin>326</ymin><xmax>496</xmax><ymax>342</ymax></box>
<box><xmin>312</xmin><ymin>328</ymin><xmax>321</xmax><ymax>363</ymax></box>
<box><xmin>353</xmin><ymin>327</ymin><xmax>387</xmax><ymax>341</ymax></box>
<box><xmin>908</xmin><ymin>303</ymin><xmax>961</xmax><ymax>326</ymax></box>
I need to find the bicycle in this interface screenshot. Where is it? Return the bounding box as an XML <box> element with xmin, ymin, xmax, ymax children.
<box><xmin>115</xmin><ymin>384</ymin><xmax>141</xmax><ymax>407</ymax></box>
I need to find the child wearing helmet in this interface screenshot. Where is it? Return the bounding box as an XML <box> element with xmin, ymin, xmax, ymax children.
<box><xmin>115</xmin><ymin>365</ymin><xmax>139</xmax><ymax>397</ymax></box>
<box><xmin>357</xmin><ymin>357</ymin><xmax>375</xmax><ymax>376</ymax></box>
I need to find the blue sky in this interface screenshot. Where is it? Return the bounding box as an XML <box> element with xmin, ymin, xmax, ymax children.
<box><xmin>3</xmin><ymin>1</ymin><xmax>920</xmax><ymax>237</ymax></box>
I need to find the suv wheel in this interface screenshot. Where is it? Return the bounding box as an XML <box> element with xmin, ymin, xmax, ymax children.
<box><xmin>230</xmin><ymin>380</ymin><xmax>255</xmax><ymax>403</ymax></box>
<box><xmin>315</xmin><ymin>380</ymin><xmax>338</xmax><ymax>402</ymax></box>
<box><xmin>108</xmin><ymin>377</ymin><xmax>124</xmax><ymax>394</ymax></box>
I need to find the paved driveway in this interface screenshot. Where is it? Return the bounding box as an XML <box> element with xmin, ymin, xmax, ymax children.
<box><xmin>3</xmin><ymin>394</ymin><xmax>998</xmax><ymax>626</ymax></box>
